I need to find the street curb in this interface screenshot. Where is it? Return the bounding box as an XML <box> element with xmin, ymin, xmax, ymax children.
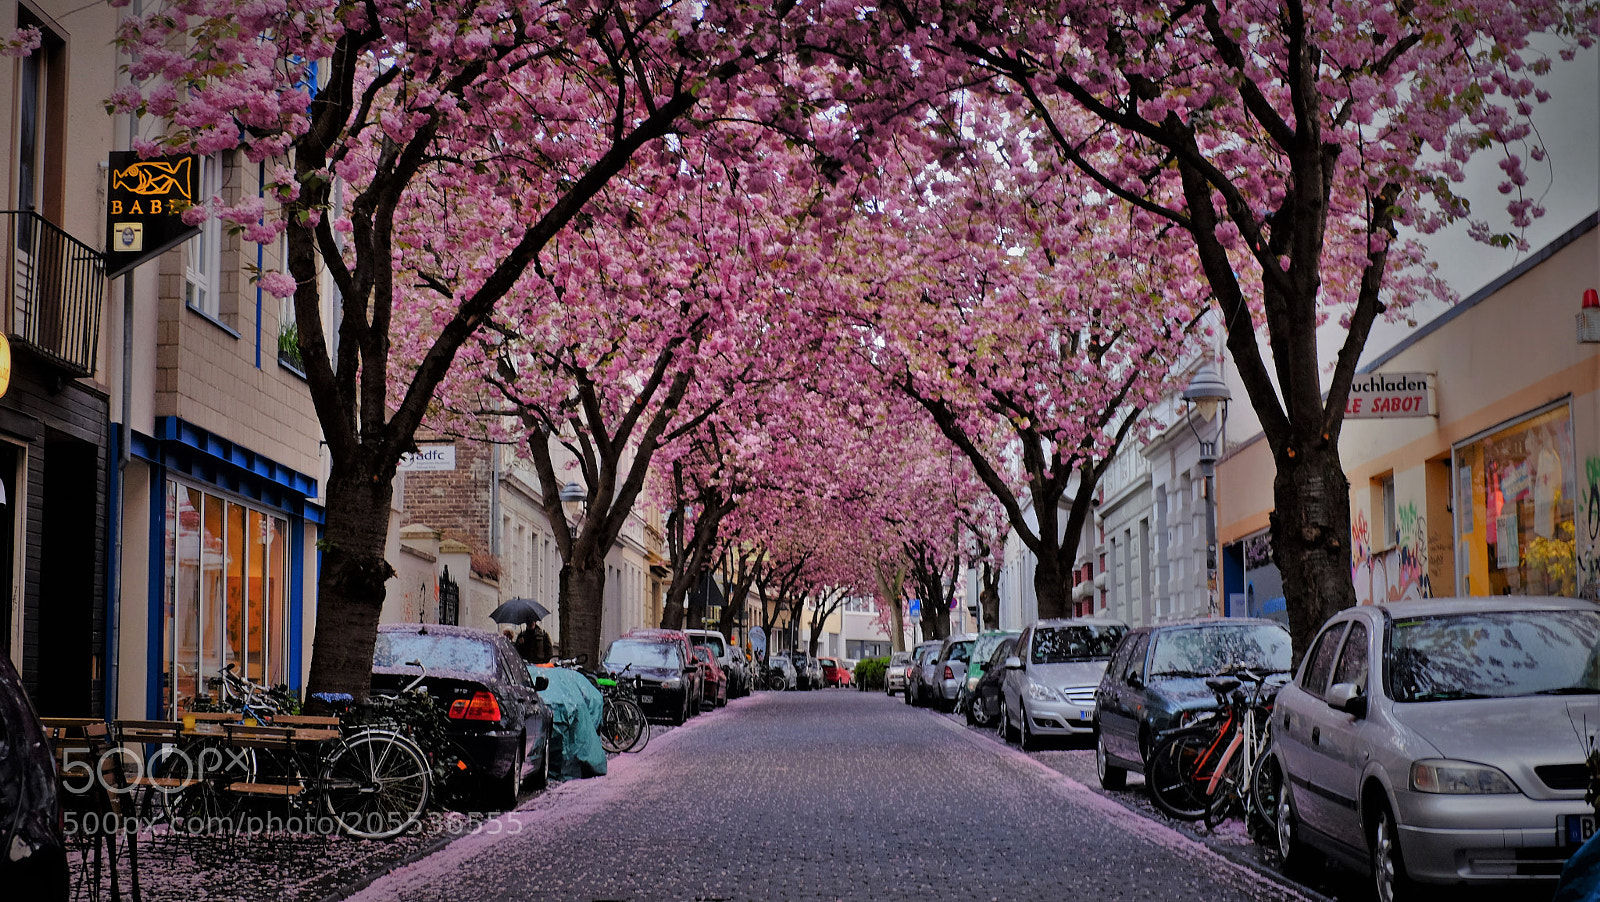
<box><xmin>923</xmin><ymin>704</ymin><xmax>1335</xmax><ymax>902</ymax></box>
<box><xmin>312</xmin><ymin>696</ymin><xmax>736</xmax><ymax>902</ymax></box>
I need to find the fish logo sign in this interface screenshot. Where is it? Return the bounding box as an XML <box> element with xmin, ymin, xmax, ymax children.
<box><xmin>112</xmin><ymin>157</ymin><xmax>195</xmax><ymax>200</ymax></box>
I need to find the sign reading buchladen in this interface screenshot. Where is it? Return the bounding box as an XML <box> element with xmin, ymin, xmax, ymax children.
<box><xmin>105</xmin><ymin>152</ymin><xmax>201</xmax><ymax>279</ymax></box>
<box><xmin>1344</xmin><ymin>372</ymin><xmax>1437</xmax><ymax>419</ymax></box>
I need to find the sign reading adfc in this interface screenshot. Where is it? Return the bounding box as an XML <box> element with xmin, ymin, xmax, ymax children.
<box><xmin>1345</xmin><ymin>372</ymin><xmax>1437</xmax><ymax>419</ymax></box>
<box><xmin>105</xmin><ymin>152</ymin><xmax>202</xmax><ymax>279</ymax></box>
<box><xmin>399</xmin><ymin>444</ymin><xmax>456</xmax><ymax>472</ymax></box>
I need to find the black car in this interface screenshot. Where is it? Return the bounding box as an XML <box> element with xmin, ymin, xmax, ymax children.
<box><xmin>0</xmin><ymin>652</ymin><xmax>68</xmax><ymax>900</ymax></box>
<box><xmin>965</xmin><ymin>636</ymin><xmax>1017</xmax><ymax>728</ymax></box>
<box><xmin>604</xmin><ymin>635</ymin><xmax>697</xmax><ymax>725</ymax></box>
<box><xmin>372</xmin><ymin>624</ymin><xmax>553</xmax><ymax>809</ymax></box>
<box><xmin>1093</xmin><ymin>618</ymin><xmax>1291</xmax><ymax>791</ymax></box>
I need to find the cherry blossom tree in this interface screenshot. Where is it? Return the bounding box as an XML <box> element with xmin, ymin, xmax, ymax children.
<box><xmin>110</xmin><ymin>0</ymin><xmax>907</xmax><ymax>696</ymax></box>
<box><xmin>879</xmin><ymin>0</ymin><xmax>1597</xmax><ymax>654</ymax></box>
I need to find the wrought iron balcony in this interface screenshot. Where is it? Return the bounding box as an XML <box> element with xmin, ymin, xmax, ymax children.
<box><xmin>2</xmin><ymin>210</ymin><xmax>105</xmax><ymax>377</ymax></box>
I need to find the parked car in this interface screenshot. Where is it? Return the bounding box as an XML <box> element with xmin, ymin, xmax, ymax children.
<box><xmin>691</xmin><ymin>645</ymin><xmax>727</xmax><ymax>708</ymax></box>
<box><xmin>929</xmin><ymin>633</ymin><xmax>976</xmax><ymax>712</ymax></box>
<box><xmin>1000</xmin><ymin>618</ymin><xmax>1128</xmax><ymax>750</ymax></box>
<box><xmin>966</xmin><ymin>635</ymin><xmax>1019</xmax><ymax>728</ymax></box>
<box><xmin>766</xmin><ymin>654</ymin><xmax>799</xmax><ymax>691</ymax></box>
<box><xmin>792</xmin><ymin>652</ymin><xmax>824</xmax><ymax>691</ymax></box>
<box><xmin>1094</xmin><ymin>617</ymin><xmax>1291</xmax><ymax>789</ymax></box>
<box><xmin>0</xmin><ymin>651</ymin><xmax>67</xmax><ymax>900</ymax></box>
<box><xmin>886</xmin><ymin>651</ymin><xmax>913</xmax><ymax>696</ymax></box>
<box><xmin>623</xmin><ymin>628</ymin><xmax>704</xmax><ymax>715</ymax></box>
<box><xmin>686</xmin><ymin>628</ymin><xmax>746</xmax><ymax>699</ymax></box>
<box><xmin>1270</xmin><ymin>596</ymin><xmax>1600</xmax><ymax>901</ymax></box>
<box><xmin>818</xmin><ymin>656</ymin><xmax>851</xmax><ymax>688</ymax></box>
<box><xmin>371</xmin><ymin>623</ymin><xmax>553</xmax><ymax>809</ymax></box>
<box><xmin>960</xmin><ymin>630</ymin><xmax>1020</xmax><ymax>714</ymax></box>
<box><xmin>605</xmin><ymin>633</ymin><xmax>699</xmax><ymax>724</ymax></box>
<box><xmin>904</xmin><ymin>640</ymin><xmax>944</xmax><ymax>707</ymax></box>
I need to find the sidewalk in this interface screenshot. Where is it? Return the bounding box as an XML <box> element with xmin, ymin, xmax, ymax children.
<box><xmin>68</xmin><ymin>809</ymin><xmax>485</xmax><ymax>902</ymax></box>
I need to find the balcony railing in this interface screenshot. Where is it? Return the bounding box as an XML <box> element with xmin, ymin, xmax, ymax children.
<box><xmin>3</xmin><ymin>210</ymin><xmax>105</xmax><ymax>377</ymax></box>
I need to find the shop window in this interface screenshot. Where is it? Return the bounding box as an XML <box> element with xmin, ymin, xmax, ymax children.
<box><xmin>163</xmin><ymin>480</ymin><xmax>292</xmax><ymax>716</ymax></box>
<box><xmin>1376</xmin><ymin>474</ymin><xmax>1398</xmax><ymax>549</ymax></box>
<box><xmin>1452</xmin><ymin>402</ymin><xmax>1575</xmax><ymax>597</ymax></box>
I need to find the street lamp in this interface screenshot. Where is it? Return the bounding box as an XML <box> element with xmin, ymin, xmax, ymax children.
<box><xmin>559</xmin><ymin>480</ymin><xmax>586</xmax><ymax>524</ymax></box>
<box><xmin>1182</xmin><ymin>363</ymin><xmax>1230</xmax><ymax>617</ymax></box>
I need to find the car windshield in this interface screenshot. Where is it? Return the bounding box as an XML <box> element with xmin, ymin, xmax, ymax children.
<box><xmin>1388</xmin><ymin>609</ymin><xmax>1600</xmax><ymax>703</ymax></box>
<box><xmin>605</xmin><ymin>640</ymin><xmax>682</xmax><ymax>671</ymax></box>
<box><xmin>770</xmin><ymin>656</ymin><xmax>791</xmax><ymax>666</ymax></box>
<box><xmin>691</xmin><ymin>636</ymin><xmax>725</xmax><ymax>656</ymax></box>
<box><xmin>945</xmin><ymin>641</ymin><xmax>973</xmax><ymax>664</ymax></box>
<box><xmin>1147</xmin><ymin>624</ymin><xmax>1291</xmax><ymax>677</ymax></box>
<box><xmin>1032</xmin><ymin>625</ymin><xmax>1128</xmax><ymax>664</ymax></box>
<box><xmin>890</xmin><ymin>653</ymin><xmax>911</xmax><ymax>666</ymax></box>
<box><xmin>972</xmin><ymin>633</ymin><xmax>1017</xmax><ymax>666</ymax></box>
<box><xmin>373</xmin><ymin>632</ymin><xmax>494</xmax><ymax>676</ymax></box>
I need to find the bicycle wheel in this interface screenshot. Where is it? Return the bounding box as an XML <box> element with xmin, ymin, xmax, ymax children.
<box><xmin>1146</xmin><ymin>730</ymin><xmax>1222</xmax><ymax>821</ymax></box>
<box><xmin>1250</xmin><ymin>742</ymin><xmax>1283</xmax><ymax>835</ymax></box>
<box><xmin>598</xmin><ymin>700</ymin><xmax>625</xmax><ymax>754</ymax></box>
<box><xmin>321</xmin><ymin>729</ymin><xmax>431</xmax><ymax>840</ymax></box>
<box><xmin>142</xmin><ymin>741</ymin><xmax>255</xmax><ymax>831</ymax></box>
<box><xmin>614</xmin><ymin>699</ymin><xmax>649</xmax><ymax>752</ymax></box>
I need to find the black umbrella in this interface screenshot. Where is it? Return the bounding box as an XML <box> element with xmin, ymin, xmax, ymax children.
<box><xmin>489</xmin><ymin>597</ymin><xmax>550</xmax><ymax>626</ymax></box>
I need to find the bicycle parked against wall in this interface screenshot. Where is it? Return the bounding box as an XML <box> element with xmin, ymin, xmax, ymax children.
<box><xmin>1145</xmin><ymin>667</ymin><xmax>1282</xmax><ymax>835</ymax></box>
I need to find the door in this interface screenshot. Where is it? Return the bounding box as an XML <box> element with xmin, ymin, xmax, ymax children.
<box><xmin>1313</xmin><ymin>619</ymin><xmax>1374</xmax><ymax>851</ymax></box>
<box><xmin>1279</xmin><ymin>621</ymin><xmax>1350</xmax><ymax>839</ymax></box>
<box><xmin>1001</xmin><ymin>627</ymin><xmax>1031</xmax><ymax>724</ymax></box>
<box><xmin>1101</xmin><ymin>631</ymin><xmax>1149</xmax><ymax>763</ymax></box>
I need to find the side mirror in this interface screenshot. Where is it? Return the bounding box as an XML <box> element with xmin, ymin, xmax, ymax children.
<box><xmin>1327</xmin><ymin>682</ymin><xmax>1367</xmax><ymax>718</ymax></box>
<box><xmin>533</xmin><ymin>675</ymin><xmax>549</xmax><ymax>692</ymax></box>
<box><xmin>1126</xmin><ymin>674</ymin><xmax>1144</xmax><ymax>690</ymax></box>
<box><xmin>979</xmin><ymin>662</ymin><xmax>991</xmax><ymax>672</ymax></box>
<box><xmin>1004</xmin><ymin>656</ymin><xmax>1023</xmax><ymax>671</ymax></box>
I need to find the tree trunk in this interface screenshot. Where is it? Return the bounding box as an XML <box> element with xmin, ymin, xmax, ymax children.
<box><xmin>876</xmin><ymin>561</ymin><xmax>907</xmax><ymax>652</ymax></box>
<box><xmin>305</xmin><ymin>462</ymin><xmax>396</xmax><ymax>702</ymax></box>
<box><xmin>979</xmin><ymin>561</ymin><xmax>1001</xmax><ymax>630</ymax></box>
<box><xmin>560</xmin><ymin>562</ymin><xmax>607</xmax><ymax>666</ymax></box>
<box><xmin>1032</xmin><ymin>551</ymin><xmax>1071</xmax><ymax>621</ymax></box>
<box><xmin>1269</xmin><ymin>442</ymin><xmax>1357</xmax><ymax>664</ymax></box>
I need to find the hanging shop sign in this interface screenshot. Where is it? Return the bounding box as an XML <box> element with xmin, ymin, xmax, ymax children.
<box><xmin>1344</xmin><ymin>372</ymin><xmax>1436</xmax><ymax>419</ymax></box>
<box><xmin>0</xmin><ymin>334</ymin><xmax>10</xmax><ymax>399</ymax></box>
<box><xmin>105</xmin><ymin>152</ymin><xmax>201</xmax><ymax>279</ymax></box>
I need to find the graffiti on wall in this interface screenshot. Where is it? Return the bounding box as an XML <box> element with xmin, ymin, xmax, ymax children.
<box><xmin>1352</xmin><ymin>504</ymin><xmax>1432</xmax><ymax>605</ymax></box>
<box><xmin>1579</xmin><ymin>456</ymin><xmax>1600</xmax><ymax>598</ymax></box>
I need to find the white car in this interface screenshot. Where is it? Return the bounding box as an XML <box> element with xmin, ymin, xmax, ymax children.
<box><xmin>886</xmin><ymin>651</ymin><xmax>912</xmax><ymax>695</ymax></box>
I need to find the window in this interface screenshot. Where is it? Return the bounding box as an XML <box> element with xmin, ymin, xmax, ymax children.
<box><xmin>1299</xmin><ymin>622</ymin><xmax>1348</xmax><ymax>696</ymax></box>
<box><xmin>1331</xmin><ymin>621</ymin><xmax>1369</xmax><ymax>691</ymax></box>
<box><xmin>185</xmin><ymin>154</ymin><xmax>223</xmax><ymax>318</ymax></box>
<box><xmin>164</xmin><ymin>481</ymin><xmax>291</xmax><ymax>716</ymax></box>
<box><xmin>1452</xmin><ymin>402</ymin><xmax>1576</xmax><ymax>596</ymax></box>
<box><xmin>1377</xmin><ymin>474</ymin><xmax>1398</xmax><ymax>549</ymax></box>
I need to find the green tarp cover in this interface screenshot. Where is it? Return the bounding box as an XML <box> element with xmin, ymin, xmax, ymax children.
<box><xmin>531</xmin><ymin>665</ymin><xmax>607</xmax><ymax>780</ymax></box>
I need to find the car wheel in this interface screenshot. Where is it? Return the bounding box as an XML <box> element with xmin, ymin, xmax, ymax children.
<box><xmin>529</xmin><ymin>733</ymin><xmax>550</xmax><ymax>791</ymax></box>
<box><xmin>1019</xmin><ymin>703</ymin><xmax>1038</xmax><ymax>751</ymax></box>
<box><xmin>672</xmin><ymin>694</ymin><xmax>687</xmax><ymax>725</ymax></box>
<box><xmin>489</xmin><ymin>736</ymin><xmax>525</xmax><ymax>811</ymax></box>
<box><xmin>1371</xmin><ymin>801</ymin><xmax>1414</xmax><ymax>902</ymax></box>
<box><xmin>1096</xmin><ymin>731</ymin><xmax>1127</xmax><ymax>790</ymax></box>
<box><xmin>1275</xmin><ymin>785</ymin><xmax>1320</xmax><ymax>877</ymax></box>
<box><xmin>999</xmin><ymin>700</ymin><xmax>1014</xmax><ymax>743</ymax></box>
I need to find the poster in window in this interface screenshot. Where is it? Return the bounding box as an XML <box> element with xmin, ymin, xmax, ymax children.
<box><xmin>1535</xmin><ymin>444</ymin><xmax>1559</xmax><ymax>539</ymax></box>
<box><xmin>1496</xmin><ymin>512</ymin><xmax>1519</xmax><ymax>570</ymax></box>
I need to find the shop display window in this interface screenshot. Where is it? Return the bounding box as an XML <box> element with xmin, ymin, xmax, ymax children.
<box><xmin>1453</xmin><ymin>403</ymin><xmax>1576</xmax><ymax>597</ymax></box>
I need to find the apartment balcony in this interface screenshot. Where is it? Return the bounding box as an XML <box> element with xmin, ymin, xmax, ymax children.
<box><xmin>3</xmin><ymin>210</ymin><xmax>105</xmax><ymax>378</ymax></box>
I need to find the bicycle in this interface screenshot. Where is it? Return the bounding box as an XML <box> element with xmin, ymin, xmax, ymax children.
<box><xmin>1145</xmin><ymin>667</ymin><xmax>1282</xmax><ymax>830</ymax></box>
<box><xmin>595</xmin><ymin>666</ymin><xmax>650</xmax><ymax>754</ymax></box>
<box><xmin>142</xmin><ymin>666</ymin><xmax>433</xmax><ymax>839</ymax></box>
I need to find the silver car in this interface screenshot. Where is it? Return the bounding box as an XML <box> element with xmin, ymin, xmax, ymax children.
<box><xmin>1000</xmin><ymin>618</ymin><xmax>1128</xmax><ymax>750</ymax></box>
<box><xmin>929</xmin><ymin>633</ymin><xmax>976</xmax><ymax>712</ymax></box>
<box><xmin>1272</xmin><ymin>596</ymin><xmax>1600</xmax><ymax>900</ymax></box>
<box><xmin>885</xmin><ymin>651</ymin><xmax>913</xmax><ymax>696</ymax></box>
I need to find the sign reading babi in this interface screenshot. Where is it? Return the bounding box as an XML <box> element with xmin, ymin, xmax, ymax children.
<box><xmin>105</xmin><ymin>151</ymin><xmax>201</xmax><ymax>279</ymax></box>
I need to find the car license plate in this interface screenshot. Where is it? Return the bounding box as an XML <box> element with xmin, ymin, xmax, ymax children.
<box><xmin>639</xmin><ymin>694</ymin><xmax>653</xmax><ymax>705</ymax></box>
<box><xmin>1566</xmin><ymin>813</ymin><xmax>1596</xmax><ymax>847</ymax></box>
